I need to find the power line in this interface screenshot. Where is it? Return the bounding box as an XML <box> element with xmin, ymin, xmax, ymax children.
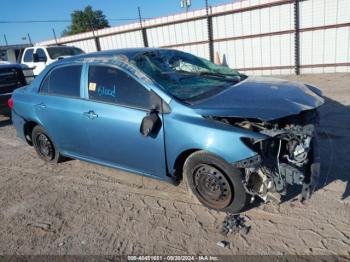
<box><xmin>0</xmin><ymin>20</ymin><xmax>70</xmax><ymax>23</ymax></box>
<box><xmin>0</xmin><ymin>18</ymin><xmax>147</xmax><ymax>24</ymax></box>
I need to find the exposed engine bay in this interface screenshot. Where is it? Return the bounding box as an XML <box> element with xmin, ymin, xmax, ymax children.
<box><xmin>211</xmin><ymin>109</ymin><xmax>320</xmax><ymax>203</ymax></box>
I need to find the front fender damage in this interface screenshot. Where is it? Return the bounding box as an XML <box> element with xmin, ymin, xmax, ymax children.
<box><xmin>210</xmin><ymin>109</ymin><xmax>321</xmax><ymax>203</ymax></box>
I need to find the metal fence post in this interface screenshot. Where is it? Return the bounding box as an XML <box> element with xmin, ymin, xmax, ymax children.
<box><xmin>205</xmin><ymin>0</ymin><xmax>214</xmax><ymax>62</ymax></box>
<box><xmin>294</xmin><ymin>0</ymin><xmax>300</xmax><ymax>75</ymax></box>
<box><xmin>138</xmin><ymin>7</ymin><xmax>149</xmax><ymax>47</ymax></box>
<box><xmin>52</xmin><ymin>29</ymin><xmax>58</xmax><ymax>45</ymax></box>
<box><xmin>94</xmin><ymin>37</ymin><xmax>101</xmax><ymax>51</ymax></box>
<box><xmin>27</xmin><ymin>33</ymin><xmax>33</xmax><ymax>45</ymax></box>
<box><xmin>3</xmin><ymin>34</ymin><xmax>8</xmax><ymax>46</ymax></box>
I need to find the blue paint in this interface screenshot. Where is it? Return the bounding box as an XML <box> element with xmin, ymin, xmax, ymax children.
<box><xmin>97</xmin><ymin>85</ymin><xmax>116</xmax><ymax>98</ymax></box>
<box><xmin>10</xmin><ymin>48</ymin><xmax>324</xmax><ymax>184</ymax></box>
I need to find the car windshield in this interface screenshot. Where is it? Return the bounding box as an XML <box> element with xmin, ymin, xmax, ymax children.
<box><xmin>47</xmin><ymin>47</ymin><xmax>85</xmax><ymax>59</ymax></box>
<box><xmin>130</xmin><ymin>50</ymin><xmax>244</xmax><ymax>102</ymax></box>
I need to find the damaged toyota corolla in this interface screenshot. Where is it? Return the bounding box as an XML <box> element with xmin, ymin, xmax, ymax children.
<box><xmin>10</xmin><ymin>48</ymin><xmax>324</xmax><ymax>213</ymax></box>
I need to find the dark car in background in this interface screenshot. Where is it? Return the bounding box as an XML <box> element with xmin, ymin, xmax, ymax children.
<box><xmin>0</xmin><ymin>64</ymin><xmax>27</xmax><ymax>115</ymax></box>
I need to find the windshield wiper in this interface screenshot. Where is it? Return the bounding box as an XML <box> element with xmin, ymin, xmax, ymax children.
<box><xmin>198</xmin><ymin>71</ymin><xmax>241</xmax><ymax>82</ymax></box>
<box><xmin>160</xmin><ymin>70</ymin><xmax>241</xmax><ymax>83</ymax></box>
<box><xmin>199</xmin><ymin>71</ymin><xmax>226</xmax><ymax>78</ymax></box>
<box><xmin>182</xmin><ymin>84</ymin><xmax>229</xmax><ymax>103</ymax></box>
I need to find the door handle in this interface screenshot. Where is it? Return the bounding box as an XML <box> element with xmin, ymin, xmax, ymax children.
<box><xmin>83</xmin><ymin>110</ymin><xmax>98</xmax><ymax>120</ymax></box>
<box><xmin>35</xmin><ymin>102</ymin><xmax>47</xmax><ymax>109</ymax></box>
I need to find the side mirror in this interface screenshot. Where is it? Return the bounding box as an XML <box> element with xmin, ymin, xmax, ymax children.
<box><xmin>40</xmin><ymin>56</ymin><xmax>47</xmax><ymax>63</ymax></box>
<box><xmin>32</xmin><ymin>53</ymin><xmax>39</xmax><ymax>62</ymax></box>
<box><xmin>140</xmin><ymin>111</ymin><xmax>161</xmax><ymax>137</ymax></box>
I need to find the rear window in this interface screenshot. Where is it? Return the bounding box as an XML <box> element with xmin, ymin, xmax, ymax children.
<box><xmin>40</xmin><ymin>65</ymin><xmax>82</xmax><ymax>98</ymax></box>
<box><xmin>23</xmin><ymin>49</ymin><xmax>34</xmax><ymax>62</ymax></box>
<box><xmin>0</xmin><ymin>67</ymin><xmax>26</xmax><ymax>94</ymax></box>
<box><xmin>47</xmin><ymin>47</ymin><xmax>84</xmax><ymax>59</ymax></box>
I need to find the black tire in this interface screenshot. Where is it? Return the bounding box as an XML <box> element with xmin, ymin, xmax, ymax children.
<box><xmin>32</xmin><ymin>125</ymin><xmax>62</xmax><ymax>163</ymax></box>
<box><xmin>183</xmin><ymin>151</ymin><xmax>247</xmax><ymax>213</ymax></box>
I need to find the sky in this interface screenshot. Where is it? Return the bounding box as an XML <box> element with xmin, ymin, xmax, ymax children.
<box><xmin>0</xmin><ymin>0</ymin><xmax>232</xmax><ymax>45</ymax></box>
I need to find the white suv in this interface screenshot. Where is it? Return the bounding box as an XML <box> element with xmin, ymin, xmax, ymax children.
<box><xmin>21</xmin><ymin>45</ymin><xmax>85</xmax><ymax>76</ymax></box>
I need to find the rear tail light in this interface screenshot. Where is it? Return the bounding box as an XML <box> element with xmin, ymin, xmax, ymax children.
<box><xmin>8</xmin><ymin>98</ymin><xmax>14</xmax><ymax>109</ymax></box>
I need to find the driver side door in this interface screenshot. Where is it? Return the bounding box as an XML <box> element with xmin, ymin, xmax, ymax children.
<box><xmin>81</xmin><ymin>64</ymin><xmax>167</xmax><ymax>178</ymax></box>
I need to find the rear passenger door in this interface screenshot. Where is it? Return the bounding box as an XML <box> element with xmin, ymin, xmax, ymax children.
<box><xmin>35</xmin><ymin>64</ymin><xmax>90</xmax><ymax>156</ymax></box>
<box><xmin>81</xmin><ymin>64</ymin><xmax>167</xmax><ymax>178</ymax></box>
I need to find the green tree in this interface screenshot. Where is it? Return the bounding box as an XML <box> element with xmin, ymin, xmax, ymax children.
<box><xmin>62</xmin><ymin>5</ymin><xmax>110</xmax><ymax>36</ymax></box>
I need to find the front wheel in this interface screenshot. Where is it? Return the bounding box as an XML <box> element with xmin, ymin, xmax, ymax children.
<box><xmin>32</xmin><ymin>125</ymin><xmax>62</xmax><ymax>163</ymax></box>
<box><xmin>183</xmin><ymin>151</ymin><xmax>248</xmax><ymax>213</ymax></box>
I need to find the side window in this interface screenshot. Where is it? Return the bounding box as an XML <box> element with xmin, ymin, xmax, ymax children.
<box><xmin>23</xmin><ymin>49</ymin><xmax>34</xmax><ymax>62</ymax></box>
<box><xmin>42</xmin><ymin>65</ymin><xmax>82</xmax><ymax>97</ymax></box>
<box><xmin>36</xmin><ymin>48</ymin><xmax>47</xmax><ymax>62</ymax></box>
<box><xmin>40</xmin><ymin>74</ymin><xmax>50</xmax><ymax>93</ymax></box>
<box><xmin>88</xmin><ymin>65</ymin><xmax>151</xmax><ymax>109</ymax></box>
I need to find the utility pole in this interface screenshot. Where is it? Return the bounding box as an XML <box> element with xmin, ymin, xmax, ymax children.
<box><xmin>52</xmin><ymin>28</ymin><xmax>58</xmax><ymax>45</ymax></box>
<box><xmin>138</xmin><ymin>6</ymin><xmax>148</xmax><ymax>47</ymax></box>
<box><xmin>3</xmin><ymin>34</ymin><xmax>8</xmax><ymax>46</ymax></box>
<box><xmin>180</xmin><ymin>0</ymin><xmax>191</xmax><ymax>12</ymax></box>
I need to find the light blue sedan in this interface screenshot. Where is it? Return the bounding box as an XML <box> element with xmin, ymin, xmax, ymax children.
<box><xmin>10</xmin><ymin>48</ymin><xmax>324</xmax><ymax>213</ymax></box>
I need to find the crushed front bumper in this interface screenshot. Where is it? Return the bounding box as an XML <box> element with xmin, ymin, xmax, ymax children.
<box><xmin>300</xmin><ymin>134</ymin><xmax>320</xmax><ymax>201</ymax></box>
<box><xmin>234</xmin><ymin>124</ymin><xmax>320</xmax><ymax>203</ymax></box>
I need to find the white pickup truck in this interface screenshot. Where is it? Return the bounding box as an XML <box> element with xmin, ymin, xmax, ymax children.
<box><xmin>21</xmin><ymin>45</ymin><xmax>85</xmax><ymax>76</ymax></box>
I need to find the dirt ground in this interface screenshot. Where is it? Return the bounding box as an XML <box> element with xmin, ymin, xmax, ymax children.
<box><xmin>0</xmin><ymin>73</ymin><xmax>349</xmax><ymax>256</ymax></box>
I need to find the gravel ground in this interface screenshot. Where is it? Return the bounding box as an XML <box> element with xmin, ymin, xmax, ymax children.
<box><xmin>0</xmin><ymin>73</ymin><xmax>349</xmax><ymax>255</ymax></box>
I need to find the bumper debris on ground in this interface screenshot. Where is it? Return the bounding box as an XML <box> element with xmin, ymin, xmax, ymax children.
<box><xmin>219</xmin><ymin>214</ymin><xmax>251</xmax><ymax>237</ymax></box>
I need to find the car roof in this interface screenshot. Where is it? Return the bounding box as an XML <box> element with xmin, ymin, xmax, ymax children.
<box><xmin>61</xmin><ymin>47</ymin><xmax>172</xmax><ymax>63</ymax></box>
<box><xmin>0</xmin><ymin>63</ymin><xmax>23</xmax><ymax>70</ymax></box>
<box><xmin>29</xmin><ymin>47</ymin><xmax>174</xmax><ymax>104</ymax></box>
<box><xmin>26</xmin><ymin>45</ymin><xmax>83</xmax><ymax>49</ymax></box>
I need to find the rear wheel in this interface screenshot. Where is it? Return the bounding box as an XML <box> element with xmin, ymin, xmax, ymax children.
<box><xmin>183</xmin><ymin>151</ymin><xmax>247</xmax><ymax>213</ymax></box>
<box><xmin>32</xmin><ymin>125</ymin><xmax>62</xmax><ymax>163</ymax></box>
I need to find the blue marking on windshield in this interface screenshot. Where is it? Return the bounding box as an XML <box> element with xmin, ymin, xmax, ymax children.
<box><xmin>97</xmin><ymin>85</ymin><xmax>116</xmax><ymax>98</ymax></box>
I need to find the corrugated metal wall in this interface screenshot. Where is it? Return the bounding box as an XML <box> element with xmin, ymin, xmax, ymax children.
<box><xmin>37</xmin><ymin>0</ymin><xmax>350</xmax><ymax>75</ymax></box>
<box><xmin>212</xmin><ymin>1</ymin><xmax>295</xmax><ymax>75</ymax></box>
<box><xmin>300</xmin><ymin>0</ymin><xmax>350</xmax><ymax>73</ymax></box>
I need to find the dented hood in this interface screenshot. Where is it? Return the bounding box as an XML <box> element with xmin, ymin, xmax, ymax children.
<box><xmin>190</xmin><ymin>76</ymin><xmax>324</xmax><ymax>121</ymax></box>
